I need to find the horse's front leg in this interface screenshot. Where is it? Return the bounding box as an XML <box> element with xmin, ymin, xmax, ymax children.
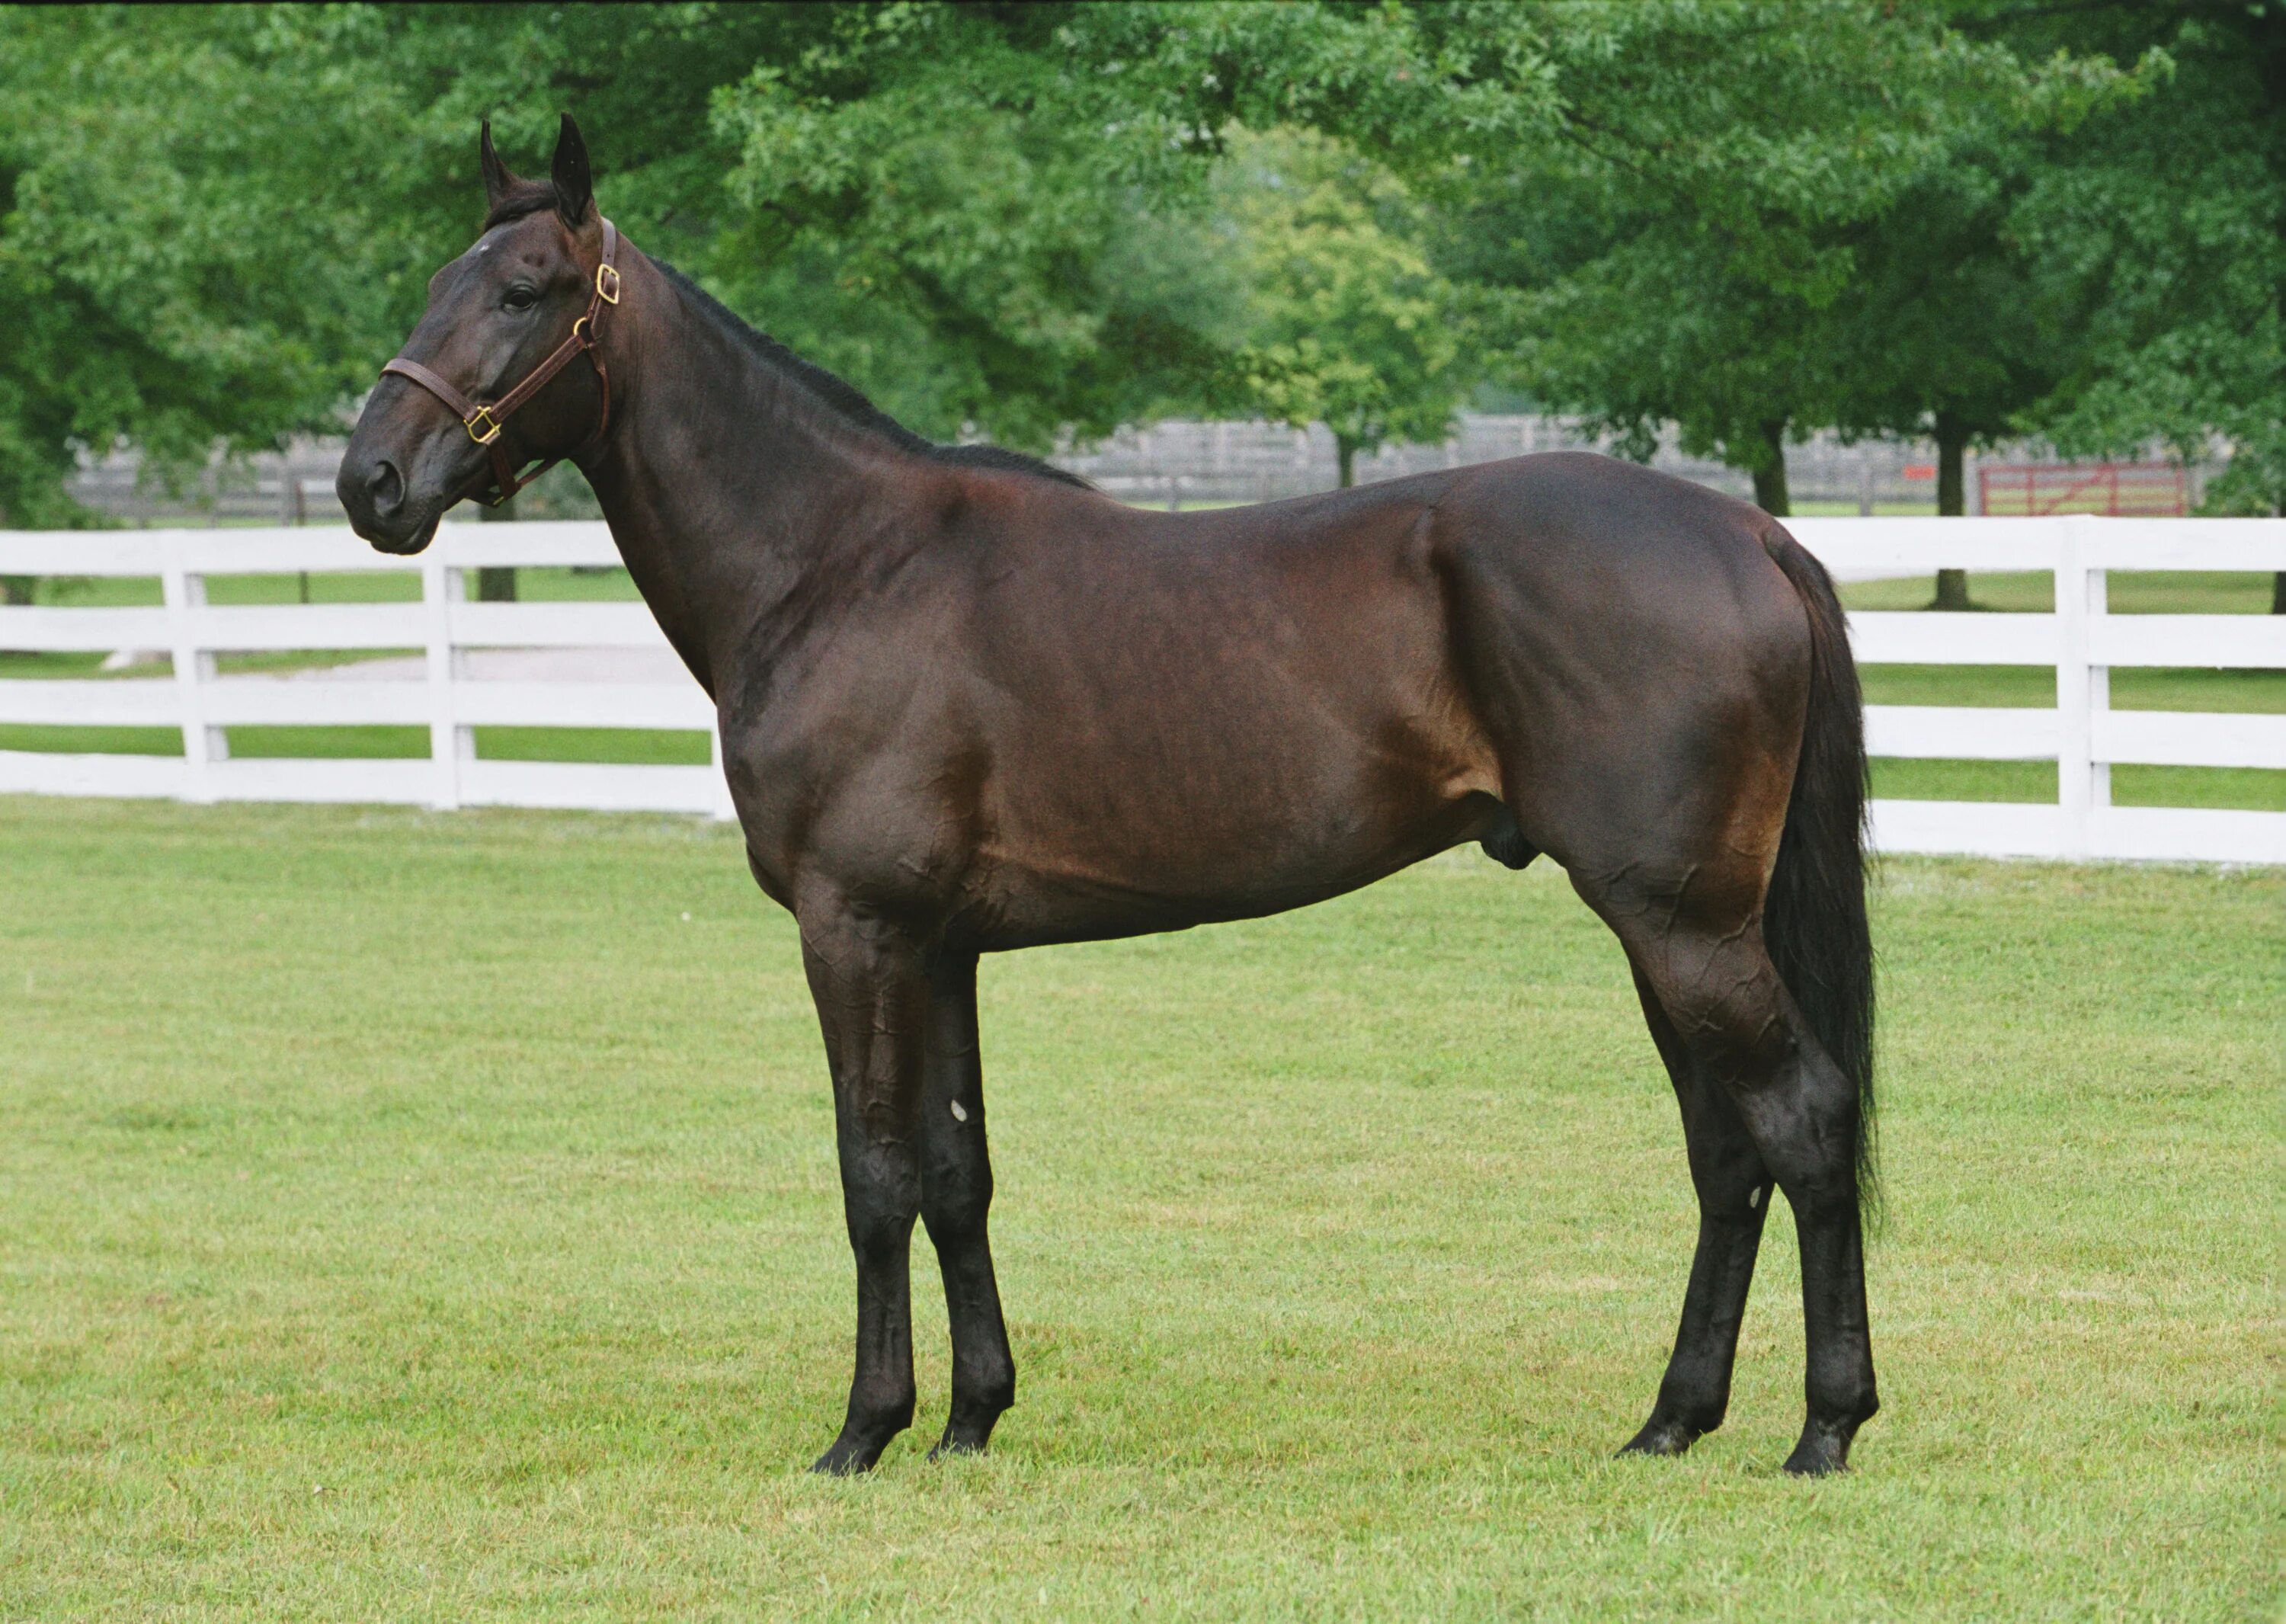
<box><xmin>917</xmin><ymin>950</ymin><xmax>1017</xmax><ymax>1456</ymax></box>
<box><xmin>799</xmin><ymin>901</ymin><xmax>933</xmax><ymax>1474</ymax></box>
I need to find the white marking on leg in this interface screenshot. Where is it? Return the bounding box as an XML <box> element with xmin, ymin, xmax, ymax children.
<box><xmin>1748</xmin><ymin>1185</ymin><xmax>1763</xmax><ymax>1209</ymax></box>
<box><xmin>949</xmin><ymin>1100</ymin><xmax>968</xmax><ymax>1123</ymax></box>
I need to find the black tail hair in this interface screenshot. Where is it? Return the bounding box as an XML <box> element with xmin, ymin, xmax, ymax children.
<box><xmin>1762</xmin><ymin>530</ymin><xmax>1880</xmax><ymax>1222</ymax></box>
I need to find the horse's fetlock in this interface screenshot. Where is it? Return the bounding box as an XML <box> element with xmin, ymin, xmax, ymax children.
<box><xmin>957</xmin><ymin>1358</ymin><xmax>1017</xmax><ymax>1419</ymax></box>
<box><xmin>849</xmin><ymin>1384</ymin><xmax>916</xmax><ymax>1439</ymax></box>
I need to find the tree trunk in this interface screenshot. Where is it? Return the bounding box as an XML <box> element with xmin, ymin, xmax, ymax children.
<box><xmin>1336</xmin><ymin>434</ymin><xmax>1357</xmax><ymax>490</ymax></box>
<box><xmin>477</xmin><ymin>492</ymin><xmax>517</xmax><ymax>601</ymax></box>
<box><xmin>1</xmin><ymin>495</ymin><xmax>29</xmax><ymax>603</ymax></box>
<box><xmin>1750</xmin><ymin>421</ymin><xmax>1790</xmax><ymax>517</ymax></box>
<box><xmin>1934</xmin><ymin>412</ymin><xmax>1971</xmax><ymax>612</ymax></box>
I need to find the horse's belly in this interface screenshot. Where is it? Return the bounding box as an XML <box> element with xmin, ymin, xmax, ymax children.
<box><xmin>965</xmin><ymin>735</ymin><xmax>1498</xmax><ymax>947</ymax></box>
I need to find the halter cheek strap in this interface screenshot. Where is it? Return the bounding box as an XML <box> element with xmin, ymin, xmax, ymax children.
<box><xmin>381</xmin><ymin>217</ymin><xmax>620</xmax><ymax>508</ymax></box>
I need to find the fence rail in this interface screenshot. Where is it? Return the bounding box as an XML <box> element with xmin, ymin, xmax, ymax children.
<box><xmin>2</xmin><ymin>517</ymin><xmax>2281</xmax><ymax>863</ymax></box>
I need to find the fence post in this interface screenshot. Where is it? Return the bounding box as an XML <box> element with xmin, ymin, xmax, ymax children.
<box><xmin>422</xmin><ymin>537</ymin><xmax>460</xmax><ymax>811</ymax></box>
<box><xmin>2087</xmin><ymin>553</ymin><xmax>2111</xmax><ymax>819</ymax></box>
<box><xmin>160</xmin><ymin>542</ymin><xmax>222</xmax><ymax>803</ymax></box>
<box><xmin>2054</xmin><ymin>518</ymin><xmax>2095</xmax><ymax>858</ymax></box>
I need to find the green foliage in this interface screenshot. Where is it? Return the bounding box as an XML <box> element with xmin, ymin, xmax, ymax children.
<box><xmin>0</xmin><ymin>1</ymin><xmax>2272</xmax><ymax>527</ymax></box>
<box><xmin>0</xmin><ymin>9</ymin><xmax>372</xmax><ymax>524</ymax></box>
<box><xmin>1993</xmin><ymin>7</ymin><xmax>2285</xmax><ymax>513</ymax></box>
<box><xmin>1215</xmin><ymin>130</ymin><xmax>1468</xmax><ymax>483</ymax></box>
<box><xmin>0</xmin><ymin>2</ymin><xmax>1248</xmax><ymax>517</ymax></box>
<box><xmin>0</xmin><ymin>4</ymin><xmax>787</xmax><ymax>523</ymax></box>
<box><xmin>708</xmin><ymin>4</ymin><xmax>1246</xmax><ymax>447</ymax></box>
<box><xmin>1404</xmin><ymin>3</ymin><xmax>2143</xmax><ymax>507</ymax></box>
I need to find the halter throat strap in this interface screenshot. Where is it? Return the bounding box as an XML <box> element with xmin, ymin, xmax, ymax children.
<box><xmin>380</xmin><ymin>216</ymin><xmax>621</xmax><ymax>508</ymax></box>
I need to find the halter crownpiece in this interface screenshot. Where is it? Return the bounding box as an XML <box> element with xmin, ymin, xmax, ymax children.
<box><xmin>380</xmin><ymin>217</ymin><xmax>621</xmax><ymax>507</ymax></box>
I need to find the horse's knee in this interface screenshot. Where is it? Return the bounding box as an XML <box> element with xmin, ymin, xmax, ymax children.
<box><xmin>920</xmin><ymin>1136</ymin><xmax>993</xmax><ymax>1243</ymax></box>
<box><xmin>920</xmin><ymin>1186</ymin><xmax>991</xmax><ymax>1254</ymax></box>
<box><xmin>843</xmin><ymin>1147</ymin><xmax>921</xmax><ymax>1257</ymax></box>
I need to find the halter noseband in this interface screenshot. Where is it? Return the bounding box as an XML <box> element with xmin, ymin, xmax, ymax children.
<box><xmin>380</xmin><ymin>216</ymin><xmax>621</xmax><ymax>508</ymax></box>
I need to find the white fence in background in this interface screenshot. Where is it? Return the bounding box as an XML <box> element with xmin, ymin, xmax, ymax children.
<box><xmin>1</xmin><ymin>517</ymin><xmax>2281</xmax><ymax>863</ymax></box>
<box><xmin>1791</xmin><ymin>516</ymin><xmax>2284</xmax><ymax>863</ymax></box>
<box><xmin>0</xmin><ymin>523</ymin><xmax>730</xmax><ymax>818</ymax></box>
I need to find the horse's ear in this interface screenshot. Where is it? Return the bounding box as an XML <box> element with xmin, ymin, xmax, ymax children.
<box><xmin>479</xmin><ymin>120</ymin><xmax>516</xmax><ymax>212</ymax></box>
<box><xmin>551</xmin><ymin>114</ymin><xmax>593</xmax><ymax>229</ymax></box>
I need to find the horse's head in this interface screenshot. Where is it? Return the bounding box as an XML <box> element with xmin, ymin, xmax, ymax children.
<box><xmin>339</xmin><ymin>115</ymin><xmax>619</xmax><ymax>553</ymax></box>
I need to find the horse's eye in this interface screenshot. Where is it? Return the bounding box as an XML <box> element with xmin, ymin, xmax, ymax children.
<box><xmin>503</xmin><ymin>286</ymin><xmax>538</xmax><ymax>312</ymax></box>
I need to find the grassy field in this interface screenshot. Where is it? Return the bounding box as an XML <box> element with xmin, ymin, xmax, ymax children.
<box><xmin>1</xmin><ymin>798</ymin><xmax>2278</xmax><ymax>1620</ymax></box>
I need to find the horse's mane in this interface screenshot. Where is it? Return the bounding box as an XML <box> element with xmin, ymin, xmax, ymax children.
<box><xmin>482</xmin><ymin>181</ymin><xmax>1091</xmax><ymax>491</ymax></box>
<box><xmin>656</xmin><ymin>264</ymin><xmax>1095</xmax><ymax>489</ymax></box>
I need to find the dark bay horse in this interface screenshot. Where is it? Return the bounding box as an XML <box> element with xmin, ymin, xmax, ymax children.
<box><xmin>340</xmin><ymin>119</ymin><xmax>1879</xmax><ymax>1476</ymax></box>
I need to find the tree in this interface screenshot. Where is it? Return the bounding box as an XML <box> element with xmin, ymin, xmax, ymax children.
<box><xmin>706</xmin><ymin>4</ymin><xmax>1247</xmax><ymax>449</ymax></box>
<box><xmin>1393</xmin><ymin>2</ymin><xmax>2130</xmax><ymax>518</ymax></box>
<box><xmin>0</xmin><ymin>8</ymin><xmax>389</xmax><ymax>527</ymax></box>
<box><xmin>1988</xmin><ymin>2</ymin><xmax>2284</xmax><ymax>607</ymax></box>
<box><xmin>1215</xmin><ymin>129</ymin><xmax>1469</xmax><ymax>487</ymax></box>
<box><xmin>0</xmin><ymin>3</ymin><xmax>1250</xmax><ymax>525</ymax></box>
<box><xmin>3</xmin><ymin>0</ymin><xmax>2214</xmax><ymax>556</ymax></box>
<box><xmin>1817</xmin><ymin>128</ymin><xmax>2100</xmax><ymax>606</ymax></box>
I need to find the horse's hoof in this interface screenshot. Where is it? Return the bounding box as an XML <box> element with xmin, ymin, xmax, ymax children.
<box><xmin>927</xmin><ymin>1430</ymin><xmax>986</xmax><ymax>1462</ymax></box>
<box><xmin>1618</xmin><ymin>1416</ymin><xmax>1705</xmax><ymax>1459</ymax></box>
<box><xmin>810</xmin><ymin>1433</ymin><xmax>887</xmax><ymax>1475</ymax></box>
<box><xmin>1780</xmin><ymin>1421</ymin><xmax>1855</xmax><ymax>1476</ymax></box>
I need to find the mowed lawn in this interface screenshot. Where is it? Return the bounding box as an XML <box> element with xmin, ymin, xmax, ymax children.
<box><xmin>0</xmin><ymin>799</ymin><xmax>2278</xmax><ymax>1620</ymax></box>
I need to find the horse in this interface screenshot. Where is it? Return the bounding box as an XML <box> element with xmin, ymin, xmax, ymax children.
<box><xmin>339</xmin><ymin>117</ymin><xmax>1880</xmax><ymax>1477</ymax></box>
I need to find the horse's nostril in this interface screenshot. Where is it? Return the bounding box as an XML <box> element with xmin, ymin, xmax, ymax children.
<box><xmin>366</xmin><ymin>459</ymin><xmax>405</xmax><ymax>517</ymax></box>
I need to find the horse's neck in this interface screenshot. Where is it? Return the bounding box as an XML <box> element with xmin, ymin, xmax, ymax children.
<box><xmin>576</xmin><ymin>265</ymin><xmax>917</xmax><ymax>702</ymax></box>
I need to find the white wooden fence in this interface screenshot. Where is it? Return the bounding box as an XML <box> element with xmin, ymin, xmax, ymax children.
<box><xmin>2</xmin><ymin>517</ymin><xmax>2281</xmax><ymax>863</ymax></box>
<box><xmin>1791</xmin><ymin>515</ymin><xmax>2284</xmax><ymax>863</ymax></box>
<box><xmin>0</xmin><ymin>523</ymin><xmax>730</xmax><ymax>818</ymax></box>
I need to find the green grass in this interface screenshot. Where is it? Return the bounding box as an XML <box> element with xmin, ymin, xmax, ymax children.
<box><xmin>1791</xmin><ymin>500</ymin><xmax>1941</xmax><ymax>517</ymax></box>
<box><xmin>1839</xmin><ymin>571</ymin><xmax>2272</xmax><ymax>616</ymax></box>
<box><xmin>0</xmin><ymin>799</ymin><xmax>2278</xmax><ymax>1620</ymax></box>
<box><xmin>1873</xmin><ymin>758</ymin><xmax>2286</xmax><ymax>810</ymax></box>
<box><xmin>21</xmin><ymin>566</ymin><xmax>640</xmax><ymax>610</ymax></box>
<box><xmin>0</xmin><ymin>725</ymin><xmax>709</xmax><ymax>766</ymax></box>
<box><xmin>1859</xmin><ymin>665</ymin><xmax>2286</xmax><ymax>713</ymax></box>
<box><xmin>475</xmin><ymin>726</ymin><xmax>709</xmax><ymax>766</ymax></box>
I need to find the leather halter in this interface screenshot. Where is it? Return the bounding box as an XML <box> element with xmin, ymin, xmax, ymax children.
<box><xmin>380</xmin><ymin>217</ymin><xmax>621</xmax><ymax>508</ymax></box>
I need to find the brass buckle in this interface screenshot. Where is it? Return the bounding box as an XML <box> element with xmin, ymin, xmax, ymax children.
<box><xmin>465</xmin><ymin>405</ymin><xmax>503</xmax><ymax>446</ymax></box>
<box><xmin>594</xmin><ymin>263</ymin><xmax>621</xmax><ymax>305</ymax></box>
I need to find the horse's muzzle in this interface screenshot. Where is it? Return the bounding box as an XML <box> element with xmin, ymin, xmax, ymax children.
<box><xmin>338</xmin><ymin>447</ymin><xmax>444</xmax><ymax>555</ymax></box>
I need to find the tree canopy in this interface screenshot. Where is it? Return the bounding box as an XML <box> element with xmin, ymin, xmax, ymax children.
<box><xmin>1214</xmin><ymin>129</ymin><xmax>1469</xmax><ymax>487</ymax></box>
<box><xmin>0</xmin><ymin>0</ymin><xmax>2273</xmax><ymax>537</ymax></box>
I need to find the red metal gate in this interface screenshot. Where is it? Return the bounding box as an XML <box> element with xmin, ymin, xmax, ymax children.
<box><xmin>1977</xmin><ymin>463</ymin><xmax>2187</xmax><ymax>517</ymax></box>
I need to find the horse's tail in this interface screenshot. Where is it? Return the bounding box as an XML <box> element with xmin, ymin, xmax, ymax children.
<box><xmin>1761</xmin><ymin>529</ymin><xmax>1878</xmax><ymax>1221</ymax></box>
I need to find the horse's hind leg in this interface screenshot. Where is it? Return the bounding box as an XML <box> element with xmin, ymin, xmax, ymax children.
<box><xmin>917</xmin><ymin>952</ymin><xmax>1017</xmax><ymax>1457</ymax></box>
<box><xmin>1617</xmin><ymin>962</ymin><xmax>1772</xmax><ymax>1458</ymax></box>
<box><xmin>1586</xmin><ymin>872</ymin><xmax>1879</xmax><ymax>1475</ymax></box>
